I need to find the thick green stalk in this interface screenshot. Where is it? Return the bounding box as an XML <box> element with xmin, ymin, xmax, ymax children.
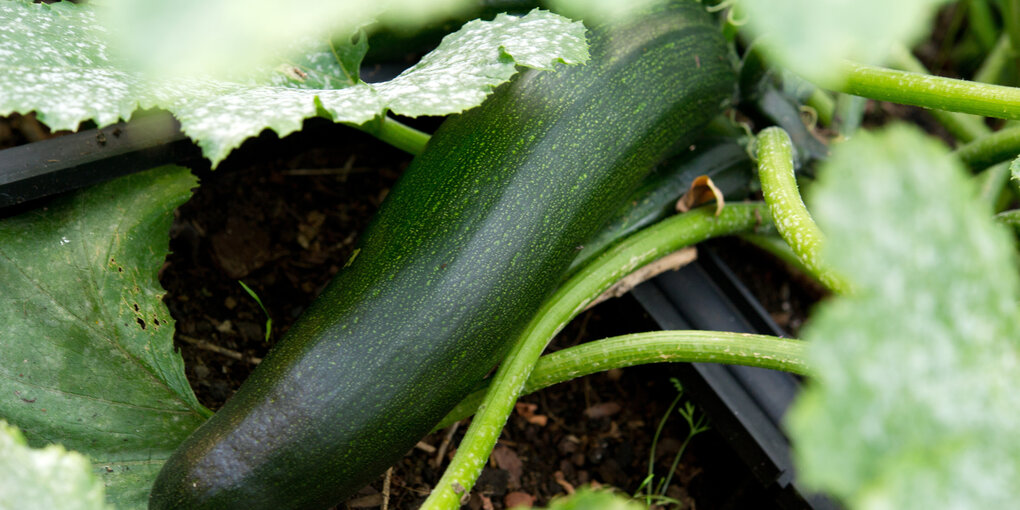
<box><xmin>888</xmin><ymin>45</ymin><xmax>990</xmax><ymax>142</ymax></box>
<box><xmin>420</xmin><ymin>203</ymin><xmax>772</xmax><ymax>509</ymax></box>
<box><xmin>356</xmin><ymin>116</ymin><xmax>431</xmax><ymax>155</ymax></box>
<box><xmin>954</xmin><ymin>125</ymin><xmax>1020</xmax><ymax>169</ymax></box>
<box><xmin>435</xmin><ymin>331</ymin><xmax>809</xmax><ymax>430</ymax></box>
<box><xmin>757</xmin><ymin>127</ymin><xmax>849</xmax><ymax>294</ymax></box>
<box><xmin>833</xmin><ymin>61</ymin><xmax>1020</xmax><ymax>120</ymax></box>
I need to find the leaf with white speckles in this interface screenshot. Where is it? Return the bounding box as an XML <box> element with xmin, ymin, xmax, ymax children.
<box><xmin>1</xmin><ymin>1</ymin><xmax>588</xmax><ymax>166</ymax></box>
<box><xmin>0</xmin><ymin>421</ymin><xmax>111</xmax><ymax>510</ymax></box>
<box><xmin>0</xmin><ymin>166</ymin><xmax>207</xmax><ymax>509</ymax></box>
<box><xmin>372</xmin><ymin>10</ymin><xmax>589</xmax><ymax>117</ymax></box>
<box><xmin>0</xmin><ymin>0</ymin><xmax>153</xmax><ymax>130</ymax></box>
<box><xmin>788</xmin><ymin>125</ymin><xmax>1020</xmax><ymax>509</ymax></box>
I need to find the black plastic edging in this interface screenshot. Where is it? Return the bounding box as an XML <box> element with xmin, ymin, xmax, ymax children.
<box><xmin>0</xmin><ymin>112</ymin><xmax>201</xmax><ymax>213</ymax></box>
<box><xmin>632</xmin><ymin>247</ymin><xmax>839</xmax><ymax>510</ymax></box>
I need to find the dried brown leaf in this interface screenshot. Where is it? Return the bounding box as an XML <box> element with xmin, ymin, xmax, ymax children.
<box><xmin>676</xmin><ymin>175</ymin><xmax>725</xmax><ymax>216</ymax></box>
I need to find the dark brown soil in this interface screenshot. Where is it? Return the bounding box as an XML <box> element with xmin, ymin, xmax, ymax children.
<box><xmin>155</xmin><ymin>118</ymin><xmax>801</xmax><ymax>509</ymax></box>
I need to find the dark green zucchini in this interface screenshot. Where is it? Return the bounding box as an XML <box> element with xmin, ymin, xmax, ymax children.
<box><xmin>149</xmin><ymin>3</ymin><xmax>735</xmax><ymax>509</ymax></box>
<box><xmin>568</xmin><ymin>136</ymin><xmax>753</xmax><ymax>275</ymax></box>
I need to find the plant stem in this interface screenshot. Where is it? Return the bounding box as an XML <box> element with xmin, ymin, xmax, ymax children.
<box><xmin>806</xmin><ymin>87</ymin><xmax>835</xmax><ymax>127</ymax></box>
<box><xmin>357</xmin><ymin>116</ymin><xmax>431</xmax><ymax>155</ymax></box>
<box><xmin>832</xmin><ymin>61</ymin><xmax>1020</xmax><ymax>120</ymax></box>
<box><xmin>1004</xmin><ymin>0</ymin><xmax>1020</xmax><ymax>72</ymax></box>
<box><xmin>644</xmin><ymin>389</ymin><xmax>682</xmax><ymax>506</ymax></box>
<box><xmin>888</xmin><ymin>45</ymin><xmax>990</xmax><ymax>143</ymax></box>
<box><xmin>975</xmin><ymin>161</ymin><xmax>1012</xmax><ymax>212</ymax></box>
<box><xmin>420</xmin><ymin>203</ymin><xmax>773</xmax><ymax>509</ymax></box>
<box><xmin>739</xmin><ymin>233</ymin><xmax>821</xmax><ymax>286</ymax></box>
<box><xmin>967</xmin><ymin>0</ymin><xmax>999</xmax><ymax>51</ymax></box>
<box><xmin>757</xmin><ymin>127</ymin><xmax>849</xmax><ymax>294</ymax></box>
<box><xmin>835</xmin><ymin>93</ymin><xmax>866</xmax><ymax>136</ymax></box>
<box><xmin>954</xmin><ymin>125</ymin><xmax>1020</xmax><ymax>170</ymax></box>
<box><xmin>435</xmin><ymin>330</ymin><xmax>809</xmax><ymax>430</ymax></box>
<box><xmin>974</xmin><ymin>34</ymin><xmax>1015</xmax><ymax>85</ymax></box>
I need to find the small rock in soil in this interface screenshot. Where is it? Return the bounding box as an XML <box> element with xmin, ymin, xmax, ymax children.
<box><xmin>489</xmin><ymin>446</ymin><xmax>523</xmax><ymax>488</ymax></box>
<box><xmin>582</xmin><ymin>401</ymin><xmax>622</xmax><ymax>419</ymax></box>
<box><xmin>475</xmin><ymin>468</ymin><xmax>510</xmax><ymax>496</ymax></box>
<box><xmin>504</xmin><ymin>491</ymin><xmax>535</xmax><ymax>508</ymax></box>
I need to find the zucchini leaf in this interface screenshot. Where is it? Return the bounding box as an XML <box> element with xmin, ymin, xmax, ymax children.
<box><xmin>99</xmin><ymin>0</ymin><xmax>471</xmax><ymax>81</ymax></box>
<box><xmin>0</xmin><ymin>420</ymin><xmax>111</xmax><ymax>510</ymax></box>
<box><xmin>540</xmin><ymin>489</ymin><xmax>647</xmax><ymax>510</ymax></box>
<box><xmin>738</xmin><ymin>0</ymin><xmax>950</xmax><ymax>83</ymax></box>
<box><xmin>0</xmin><ymin>0</ymin><xmax>588</xmax><ymax>166</ymax></box>
<box><xmin>0</xmin><ymin>166</ymin><xmax>205</xmax><ymax>509</ymax></box>
<box><xmin>789</xmin><ymin>125</ymin><xmax>1020</xmax><ymax>508</ymax></box>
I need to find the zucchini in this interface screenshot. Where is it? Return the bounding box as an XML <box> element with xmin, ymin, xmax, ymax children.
<box><xmin>568</xmin><ymin>137</ymin><xmax>753</xmax><ymax>275</ymax></box>
<box><xmin>149</xmin><ymin>3</ymin><xmax>735</xmax><ymax>509</ymax></box>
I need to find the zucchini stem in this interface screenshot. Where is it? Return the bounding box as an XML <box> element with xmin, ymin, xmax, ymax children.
<box><xmin>420</xmin><ymin>203</ymin><xmax>774</xmax><ymax>510</ymax></box>
<box><xmin>954</xmin><ymin>125</ymin><xmax>1020</xmax><ymax>170</ymax></box>
<box><xmin>356</xmin><ymin>116</ymin><xmax>431</xmax><ymax>155</ymax></box>
<box><xmin>434</xmin><ymin>331</ymin><xmax>809</xmax><ymax>430</ymax></box>
<box><xmin>829</xmin><ymin>61</ymin><xmax>1020</xmax><ymax>121</ymax></box>
<box><xmin>757</xmin><ymin>127</ymin><xmax>849</xmax><ymax>294</ymax></box>
<box><xmin>887</xmin><ymin>45</ymin><xmax>990</xmax><ymax>143</ymax></box>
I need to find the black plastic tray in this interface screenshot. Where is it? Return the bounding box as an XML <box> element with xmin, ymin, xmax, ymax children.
<box><xmin>0</xmin><ymin>113</ymin><xmax>201</xmax><ymax>212</ymax></box>
<box><xmin>632</xmin><ymin>247</ymin><xmax>838</xmax><ymax>510</ymax></box>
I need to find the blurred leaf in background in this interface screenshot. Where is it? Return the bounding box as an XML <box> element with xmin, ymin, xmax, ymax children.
<box><xmin>738</xmin><ymin>0</ymin><xmax>951</xmax><ymax>84</ymax></box>
<box><xmin>546</xmin><ymin>0</ymin><xmax>667</xmax><ymax>24</ymax></box>
<box><xmin>97</xmin><ymin>0</ymin><xmax>473</xmax><ymax>81</ymax></box>
<box><xmin>0</xmin><ymin>421</ymin><xmax>111</xmax><ymax>510</ymax></box>
<box><xmin>788</xmin><ymin>125</ymin><xmax>1020</xmax><ymax>509</ymax></box>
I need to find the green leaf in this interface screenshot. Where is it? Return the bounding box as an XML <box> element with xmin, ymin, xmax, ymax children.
<box><xmin>0</xmin><ymin>0</ymin><xmax>150</xmax><ymax>130</ymax></box>
<box><xmin>1010</xmin><ymin>154</ymin><xmax>1020</xmax><ymax>182</ymax></box>
<box><xmin>0</xmin><ymin>420</ymin><xmax>111</xmax><ymax>510</ymax></box>
<box><xmin>369</xmin><ymin>10</ymin><xmax>588</xmax><ymax>117</ymax></box>
<box><xmin>788</xmin><ymin>125</ymin><xmax>1020</xmax><ymax>508</ymax></box>
<box><xmin>175</xmin><ymin>9</ymin><xmax>588</xmax><ymax>165</ymax></box>
<box><xmin>1</xmin><ymin>0</ymin><xmax>588</xmax><ymax>166</ymax></box>
<box><xmin>0</xmin><ymin>165</ymin><xmax>206</xmax><ymax>509</ymax></box>
<box><xmin>738</xmin><ymin>0</ymin><xmax>951</xmax><ymax>84</ymax></box>
<box><xmin>541</xmin><ymin>489</ymin><xmax>647</xmax><ymax>510</ymax></box>
<box><xmin>547</xmin><ymin>0</ymin><xmax>668</xmax><ymax>24</ymax></box>
<box><xmin>99</xmin><ymin>0</ymin><xmax>473</xmax><ymax>81</ymax></box>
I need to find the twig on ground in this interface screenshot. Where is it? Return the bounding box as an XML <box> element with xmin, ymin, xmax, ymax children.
<box><xmin>433</xmin><ymin>421</ymin><xmax>461</xmax><ymax>468</ymax></box>
<box><xmin>178</xmin><ymin>335</ymin><xmax>262</xmax><ymax>364</ymax></box>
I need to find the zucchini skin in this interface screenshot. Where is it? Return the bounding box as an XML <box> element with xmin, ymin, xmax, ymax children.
<box><xmin>149</xmin><ymin>3</ymin><xmax>735</xmax><ymax>509</ymax></box>
<box><xmin>568</xmin><ymin>137</ymin><xmax>753</xmax><ymax>275</ymax></box>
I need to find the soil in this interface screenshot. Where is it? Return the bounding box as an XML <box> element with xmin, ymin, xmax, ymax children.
<box><xmin>152</xmin><ymin>117</ymin><xmax>806</xmax><ymax>509</ymax></box>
